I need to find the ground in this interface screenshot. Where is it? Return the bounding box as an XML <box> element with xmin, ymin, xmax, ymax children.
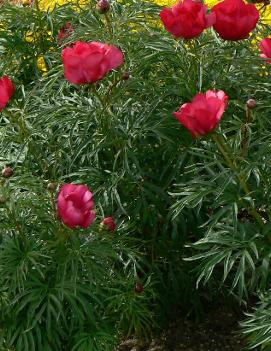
<box><xmin>118</xmin><ymin>304</ymin><xmax>253</xmax><ymax>351</ymax></box>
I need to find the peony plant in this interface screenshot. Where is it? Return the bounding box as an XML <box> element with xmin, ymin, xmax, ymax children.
<box><xmin>1</xmin><ymin>0</ymin><xmax>271</xmax><ymax>350</ymax></box>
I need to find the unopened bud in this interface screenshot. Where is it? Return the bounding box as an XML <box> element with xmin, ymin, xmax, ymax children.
<box><xmin>22</xmin><ymin>0</ymin><xmax>32</xmax><ymax>6</ymax></box>
<box><xmin>47</xmin><ymin>182</ymin><xmax>57</xmax><ymax>191</ymax></box>
<box><xmin>122</xmin><ymin>71</ymin><xmax>130</xmax><ymax>80</ymax></box>
<box><xmin>2</xmin><ymin>167</ymin><xmax>13</xmax><ymax>178</ymax></box>
<box><xmin>246</xmin><ymin>99</ymin><xmax>257</xmax><ymax>109</ymax></box>
<box><xmin>57</xmin><ymin>23</ymin><xmax>74</xmax><ymax>44</ymax></box>
<box><xmin>96</xmin><ymin>0</ymin><xmax>110</xmax><ymax>13</ymax></box>
<box><xmin>134</xmin><ymin>282</ymin><xmax>144</xmax><ymax>294</ymax></box>
<box><xmin>0</xmin><ymin>195</ymin><xmax>6</xmax><ymax>204</ymax></box>
<box><xmin>100</xmin><ymin>216</ymin><xmax>117</xmax><ymax>232</ymax></box>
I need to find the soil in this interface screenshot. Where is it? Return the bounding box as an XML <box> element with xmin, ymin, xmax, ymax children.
<box><xmin>118</xmin><ymin>305</ymin><xmax>253</xmax><ymax>351</ymax></box>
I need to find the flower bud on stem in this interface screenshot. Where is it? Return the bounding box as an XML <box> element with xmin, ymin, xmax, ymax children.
<box><xmin>47</xmin><ymin>182</ymin><xmax>57</xmax><ymax>192</ymax></box>
<box><xmin>96</xmin><ymin>0</ymin><xmax>110</xmax><ymax>13</ymax></box>
<box><xmin>2</xmin><ymin>166</ymin><xmax>13</xmax><ymax>178</ymax></box>
<box><xmin>134</xmin><ymin>282</ymin><xmax>144</xmax><ymax>293</ymax></box>
<box><xmin>122</xmin><ymin>71</ymin><xmax>130</xmax><ymax>80</ymax></box>
<box><xmin>246</xmin><ymin>99</ymin><xmax>257</xmax><ymax>110</ymax></box>
<box><xmin>96</xmin><ymin>0</ymin><xmax>113</xmax><ymax>37</ymax></box>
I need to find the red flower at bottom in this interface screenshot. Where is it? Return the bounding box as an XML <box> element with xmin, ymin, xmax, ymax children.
<box><xmin>173</xmin><ymin>90</ymin><xmax>228</xmax><ymax>137</ymax></box>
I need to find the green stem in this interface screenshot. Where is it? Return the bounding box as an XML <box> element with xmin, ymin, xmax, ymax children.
<box><xmin>34</xmin><ymin>0</ymin><xmax>40</xmax><ymax>12</ymax></box>
<box><xmin>241</xmin><ymin>106</ymin><xmax>252</xmax><ymax>158</ymax></box>
<box><xmin>6</xmin><ymin>204</ymin><xmax>27</xmax><ymax>244</ymax></box>
<box><xmin>1</xmin><ymin>177</ymin><xmax>21</xmax><ymax>236</ymax></box>
<box><xmin>212</xmin><ymin>133</ymin><xmax>264</xmax><ymax>227</ymax></box>
<box><xmin>212</xmin><ymin>133</ymin><xmax>236</xmax><ymax>170</ymax></box>
<box><xmin>105</xmin><ymin>76</ymin><xmax>120</xmax><ymax>102</ymax></box>
<box><xmin>91</xmin><ymin>84</ymin><xmax>105</xmax><ymax>106</ymax></box>
<box><xmin>49</xmin><ymin>191</ymin><xmax>58</xmax><ymax>220</ymax></box>
<box><xmin>104</xmin><ymin>13</ymin><xmax>113</xmax><ymax>38</ymax></box>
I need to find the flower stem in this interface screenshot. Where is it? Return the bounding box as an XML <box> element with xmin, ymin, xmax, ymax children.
<box><xmin>34</xmin><ymin>0</ymin><xmax>40</xmax><ymax>12</ymax></box>
<box><xmin>212</xmin><ymin>133</ymin><xmax>264</xmax><ymax>227</ymax></box>
<box><xmin>91</xmin><ymin>84</ymin><xmax>105</xmax><ymax>106</ymax></box>
<box><xmin>241</xmin><ymin>105</ymin><xmax>252</xmax><ymax>158</ymax></box>
<box><xmin>104</xmin><ymin>13</ymin><xmax>113</xmax><ymax>38</ymax></box>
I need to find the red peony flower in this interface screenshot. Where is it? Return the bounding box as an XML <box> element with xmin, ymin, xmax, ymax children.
<box><xmin>101</xmin><ymin>217</ymin><xmax>117</xmax><ymax>232</ymax></box>
<box><xmin>173</xmin><ymin>90</ymin><xmax>228</xmax><ymax>137</ymax></box>
<box><xmin>0</xmin><ymin>76</ymin><xmax>15</xmax><ymax>111</ymax></box>
<box><xmin>57</xmin><ymin>184</ymin><xmax>96</xmax><ymax>229</ymax></box>
<box><xmin>260</xmin><ymin>38</ymin><xmax>271</xmax><ymax>63</ymax></box>
<box><xmin>160</xmin><ymin>0</ymin><xmax>215</xmax><ymax>39</ymax></box>
<box><xmin>57</xmin><ymin>23</ymin><xmax>74</xmax><ymax>44</ymax></box>
<box><xmin>212</xmin><ymin>0</ymin><xmax>259</xmax><ymax>41</ymax></box>
<box><xmin>62</xmin><ymin>41</ymin><xmax>124</xmax><ymax>84</ymax></box>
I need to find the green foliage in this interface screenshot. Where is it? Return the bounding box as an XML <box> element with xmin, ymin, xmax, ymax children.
<box><xmin>1</xmin><ymin>0</ymin><xmax>271</xmax><ymax>349</ymax></box>
<box><xmin>241</xmin><ymin>291</ymin><xmax>271</xmax><ymax>350</ymax></box>
<box><xmin>0</xmin><ymin>1</ymin><xmax>195</xmax><ymax>349</ymax></box>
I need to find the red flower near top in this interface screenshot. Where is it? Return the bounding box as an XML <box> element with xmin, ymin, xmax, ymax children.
<box><xmin>160</xmin><ymin>0</ymin><xmax>215</xmax><ymax>39</ymax></box>
<box><xmin>62</xmin><ymin>41</ymin><xmax>124</xmax><ymax>84</ymax></box>
<box><xmin>57</xmin><ymin>184</ymin><xmax>96</xmax><ymax>229</ymax></box>
<box><xmin>260</xmin><ymin>38</ymin><xmax>271</xmax><ymax>63</ymax></box>
<box><xmin>212</xmin><ymin>0</ymin><xmax>259</xmax><ymax>41</ymax></box>
<box><xmin>174</xmin><ymin>90</ymin><xmax>228</xmax><ymax>137</ymax></box>
<box><xmin>0</xmin><ymin>76</ymin><xmax>15</xmax><ymax>111</ymax></box>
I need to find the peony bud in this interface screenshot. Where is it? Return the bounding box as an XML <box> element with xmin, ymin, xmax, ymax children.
<box><xmin>96</xmin><ymin>0</ymin><xmax>110</xmax><ymax>13</ymax></box>
<box><xmin>101</xmin><ymin>216</ymin><xmax>117</xmax><ymax>232</ymax></box>
<box><xmin>246</xmin><ymin>99</ymin><xmax>257</xmax><ymax>109</ymax></box>
<box><xmin>134</xmin><ymin>282</ymin><xmax>144</xmax><ymax>294</ymax></box>
<box><xmin>22</xmin><ymin>0</ymin><xmax>32</xmax><ymax>6</ymax></box>
<box><xmin>0</xmin><ymin>195</ymin><xmax>6</xmax><ymax>204</ymax></box>
<box><xmin>2</xmin><ymin>166</ymin><xmax>13</xmax><ymax>178</ymax></box>
<box><xmin>122</xmin><ymin>71</ymin><xmax>130</xmax><ymax>80</ymax></box>
<box><xmin>47</xmin><ymin>182</ymin><xmax>58</xmax><ymax>191</ymax></box>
